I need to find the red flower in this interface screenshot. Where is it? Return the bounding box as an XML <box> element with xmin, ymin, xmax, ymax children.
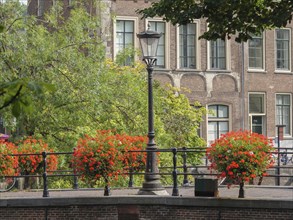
<box><xmin>17</xmin><ymin>137</ymin><xmax>58</xmax><ymax>175</ymax></box>
<box><xmin>72</xmin><ymin>130</ymin><xmax>147</xmax><ymax>186</ymax></box>
<box><xmin>0</xmin><ymin>140</ymin><xmax>18</xmax><ymax>176</ymax></box>
<box><xmin>207</xmin><ymin>130</ymin><xmax>274</xmax><ymax>186</ymax></box>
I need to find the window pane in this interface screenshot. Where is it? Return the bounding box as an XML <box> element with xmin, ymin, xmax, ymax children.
<box><xmin>276</xmin><ymin>29</ymin><xmax>290</xmax><ymax>70</ymax></box>
<box><xmin>249</xmin><ymin>94</ymin><xmax>264</xmax><ymax>113</ymax></box>
<box><xmin>219</xmin><ymin>122</ymin><xmax>229</xmax><ymax>135</ymax></box>
<box><xmin>252</xmin><ymin>116</ymin><xmax>263</xmax><ymax>134</ymax></box>
<box><xmin>208</xmin><ymin>122</ymin><xmax>218</xmax><ymax>142</ymax></box>
<box><xmin>208</xmin><ymin>105</ymin><xmax>217</xmax><ymax>117</ymax></box>
<box><xmin>116</xmin><ymin>20</ymin><xmax>134</xmax><ymax>66</ymax></box>
<box><xmin>179</xmin><ymin>23</ymin><xmax>196</xmax><ymax>69</ymax></box>
<box><xmin>149</xmin><ymin>21</ymin><xmax>165</xmax><ymax>68</ymax></box>
<box><xmin>218</xmin><ymin>105</ymin><xmax>228</xmax><ymax>118</ymax></box>
<box><xmin>249</xmin><ymin>34</ymin><xmax>263</xmax><ymax>69</ymax></box>
<box><xmin>276</xmin><ymin>94</ymin><xmax>291</xmax><ymax>135</ymax></box>
<box><xmin>116</xmin><ymin>21</ymin><xmax>123</xmax><ymax>32</ymax></box>
<box><xmin>210</xmin><ymin>39</ymin><xmax>226</xmax><ymax>69</ymax></box>
<box><xmin>124</xmin><ymin>21</ymin><xmax>134</xmax><ymax>32</ymax></box>
<box><xmin>208</xmin><ymin>105</ymin><xmax>229</xmax><ymax>143</ymax></box>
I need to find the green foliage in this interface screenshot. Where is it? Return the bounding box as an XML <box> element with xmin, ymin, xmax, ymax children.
<box><xmin>157</xmin><ymin>86</ymin><xmax>206</xmax><ymax>148</ymax></box>
<box><xmin>139</xmin><ymin>0</ymin><xmax>293</xmax><ymax>42</ymax></box>
<box><xmin>1</xmin><ymin>2</ymin><xmax>207</xmax><ymax>188</ymax></box>
<box><xmin>0</xmin><ymin>1</ymin><xmax>105</xmax><ymax>149</ymax></box>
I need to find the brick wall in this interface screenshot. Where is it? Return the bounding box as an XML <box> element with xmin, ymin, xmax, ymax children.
<box><xmin>0</xmin><ymin>204</ymin><xmax>292</xmax><ymax>220</ymax></box>
<box><xmin>1</xmin><ymin>196</ymin><xmax>292</xmax><ymax>220</ymax></box>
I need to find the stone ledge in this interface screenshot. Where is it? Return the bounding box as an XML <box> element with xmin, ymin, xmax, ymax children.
<box><xmin>1</xmin><ymin>196</ymin><xmax>292</xmax><ymax>210</ymax></box>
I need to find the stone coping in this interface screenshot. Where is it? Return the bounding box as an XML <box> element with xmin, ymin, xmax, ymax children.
<box><xmin>0</xmin><ymin>196</ymin><xmax>292</xmax><ymax>210</ymax></box>
<box><xmin>0</xmin><ymin>186</ymin><xmax>292</xmax><ymax>210</ymax></box>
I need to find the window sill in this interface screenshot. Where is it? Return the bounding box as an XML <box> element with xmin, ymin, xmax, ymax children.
<box><xmin>247</xmin><ymin>69</ymin><xmax>267</xmax><ymax>74</ymax></box>
<box><xmin>274</xmin><ymin>71</ymin><xmax>293</xmax><ymax>75</ymax></box>
<box><xmin>175</xmin><ymin>69</ymin><xmax>202</xmax><ymax>72</ymax></box>
<box><xmin>205</xmin><ymin>69</ymin><xmax>232</xmax><ymax>73</ymax></box>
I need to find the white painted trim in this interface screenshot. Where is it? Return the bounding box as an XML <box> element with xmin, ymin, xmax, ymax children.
<box><xmin>113</xmin><ymin>16</ymin><xmax>139</xmax><ymax>61</ymax></box>
<box><xmin>275</xmin><ymin>28</ymin><xmax>292</xmax><ymax>72</ymax></box>
<box><xmin>175</xmin><ymin>20</ymin><xmax>201</xmax><ymax>70</ymax></box>
<box><xmin>145</xmin><ymin>18</ymin><xmax>170</xmax><ymax>69</ymax></box>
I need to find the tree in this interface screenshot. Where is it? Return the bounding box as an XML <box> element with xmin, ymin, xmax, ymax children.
<box><xmin>1</xmin><ymin>1</ymin><xmax>206</xmax><ymax>155</ymax></box>
<box><xmin>138</xmin><ymin>0</ymin><xmax>293</xmax><ymax>42</ymax></box>
<box><xmin>97</xmin><ymin>60</ymin><xmax>207</xmax><ymax>149</ymax></box>
<box><xmin>0</xmin><ymin>1</ymin><xmax>53</xmax><ymax>117</ymax></box>
<box><xmin>0</xmin><ymin>1</ymin><xmax>105</xmax><ymax>147</ymax></box>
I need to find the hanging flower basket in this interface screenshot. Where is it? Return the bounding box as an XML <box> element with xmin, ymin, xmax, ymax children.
<box><xmin>0</xmin><ymin>140</ymin><xmax>18</xmax><ymax>177</ymax></box>
<box><xmin>207</xmin><ymin>130</ymin><xmax>275</xmax><ymax>198</ymax></box>
<box><xmin>17</xmin><ymin>137</ymin><xmax>58</xmax><ymax>175</ymax></box>
<box><xmin>73</xmin><ymin>130</ymin><xmax>147</xmax><ymax>195</ymax></box>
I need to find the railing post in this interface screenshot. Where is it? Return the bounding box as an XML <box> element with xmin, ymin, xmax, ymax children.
<box><xmin>72</xmin><ymin>148</ymin><xmax>78</xmax><ymax>190</ymax></box>
<box><xmin>128</xmin><ymin>167</ymin><xmax>133</xmax><ymax>187</ymax></box>
<box><xmin>104</xmin><ymin>179</ymin><xmax>110</xmax><ymax>196</ymax></box>
<box><xmin>42</xmin><ymin>151</ymin><xmax>49</xmax><ymax>197</ymax></box>
<box><xmin>182</xmin><ymin>147</ymin><xmax>189</xmax><ymax>186</ymax></box>
<box><xmin>172</xmin><ymin>148</ymin><xmax>179</xmax><ymax>196</ymax></box>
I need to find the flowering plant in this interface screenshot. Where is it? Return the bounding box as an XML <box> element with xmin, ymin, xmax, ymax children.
<box><xmin>0</xmin><ymin>140</ymin><xmax>18</xmax><ymax>176</ymax></box>
<box><xmin>17</xmin><ymin>137</ymin><xmax>58</xmax><ymax>175</ymax></box>
<box><xmin>207</xmin><ymin>130</ymin><xmax>274</xmax><ymax>197</ymax></box>
<box><xmin>73</xmin><ymin>130</ymin><xmax>147</xmax><ymax>190</ymax></box>
<box><xmin>120</xmin><ymin>134</ymin><xmax>147</xmax><ymax>172</ymax></box>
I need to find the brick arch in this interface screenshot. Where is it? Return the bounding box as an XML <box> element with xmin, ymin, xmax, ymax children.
<box><xmin>181</xmin><ymin>74</ymin><xmax>206</xmax><ymax>92</ymax></box>
<box><xmin>212</xmin><ymin>74</ymin><xmax>237</xmax><ymax>92</ymax></box>
<box><xmin>154</xmin><ymin>73</ymin><xmax>174</xmax><ymax>88</ymax></box>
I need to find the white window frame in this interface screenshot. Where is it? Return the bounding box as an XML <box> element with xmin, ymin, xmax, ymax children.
<box><xmin>275</xmin><ymin>93</ymin><xmax>292</xmax><ymax>137</ymax></box>
<box><xmin>113</xmin><ymin>16</ymin><xmax>138</xmax><ymax>63</ymax></box>
<box><xmin>207</xmin><ymin>104</ymin><xmax>231</xmax><ymax>145</ymax></box>
<box><xmin>248</xmin><ymin>33</ymin><xmax>265</xmax><ymax>71</ymax></box>
<box><xmin>145</xmin><ymin>18</ymin><xmax>170</xmax><ymax>69</ymax></box>
<box><xmin>207</xmin><ymin>38</ymin><xmax>231</xmax><ymax>71</ymax></box>
<box><xmin>176</xmin><ymin>21</ymin><xmax>200</xmax><ymax>70</ymax></box>
<box><xmin>248</xmin><ymin>92</ymin><xmax>266</xmax><ymax>135</ymax></box>
<box><xmin>275</xmin><ymin>28</ymin><xmax>291</xmax><ymax>73</ymax></box>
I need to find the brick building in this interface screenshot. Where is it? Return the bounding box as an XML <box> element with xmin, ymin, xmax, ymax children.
<box><xmin>27</xmin><ymin>0</ymin><xmax>293</xmax><ymax>146</ymax></box>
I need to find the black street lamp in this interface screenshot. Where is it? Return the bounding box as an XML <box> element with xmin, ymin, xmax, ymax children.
<box><xmin>137</xmin><ymin>24</ymin><xmax>168</xmax><ymax>195</ymax></box>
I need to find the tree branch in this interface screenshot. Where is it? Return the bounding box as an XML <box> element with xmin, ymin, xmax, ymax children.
<box><xmin>0</xmin><ymin>85</ymin><xmax>23</xmax><ymax>110</ymax></box>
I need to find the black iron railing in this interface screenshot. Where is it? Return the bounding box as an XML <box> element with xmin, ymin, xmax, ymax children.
<box><xmin>1</xmin><ymin>147</ymin><xmax>292</xmax><ymax>197</ymax></box>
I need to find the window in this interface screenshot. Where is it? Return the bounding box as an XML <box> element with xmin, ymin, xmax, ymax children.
<box><xmin>275</xmin><ymin>29</ymin><xmax>290</xmax><ymax>71</ymax></box>
<box><xmin>115</xmin><ymin>19</ymin><xmax>135</xmax><ymax>66</ymax></box>
<box><xmin>210</xmin><ymin>39</ymin><xmax>226</xmax><ymax>69</ymax></box>
<box><xmin>148</xmin><ymin>21</ymin><xmax>165</xmax><ymax>68</ymax></box>
<box><xmin>248</xmin><ymin>33</ymin><xmax>264</xmax><ymax>69</ymax></box>
<box><xmin>37</xmin><ymin>0</ymin><xmax>44</xmax><ymax>16</ymax></box>
<box><xmin>276</xmin><ymin>94</ymin><xmax>291</xmax><ymax>136</ymax></box>
<box><xmin>249</xmin><ymin>93</ymin><xmax>266</xmax><ymax>134</ymax></box>
<box><xmin>179</xmin><ymin>23</ymin><xmax>197</xmax><ymax>69</ymax></box>
<box><xmin>208</xmin><ymin>105</ymin><xmax>229</xmax><ymax>144</ymax></box>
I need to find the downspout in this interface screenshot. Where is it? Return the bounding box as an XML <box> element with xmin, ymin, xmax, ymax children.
<box><xmin>241</xmin><ymin>42</ymin><xmax>245</xmax><ymax>130</ymax></box>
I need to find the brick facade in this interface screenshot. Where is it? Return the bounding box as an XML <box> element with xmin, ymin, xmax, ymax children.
<box><xmin>0</xmin><ymin>197</ymin><xmax>292</xmax><ymax>220</ymax></box>
<box><xmin>27</xmin><ymin>0</ymin><xmax>293</xmax><ymax>145</ymax></box>
<box><xmin>111</xmin><ymin>0</ymin><xmax>293</xmax><ymax>144</ymax></box>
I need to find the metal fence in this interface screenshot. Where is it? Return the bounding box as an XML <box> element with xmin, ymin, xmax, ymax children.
<box><xmin>1</xmin><ymin>147</ymin><xmax>292</xmax><ymax>197</ymax></box>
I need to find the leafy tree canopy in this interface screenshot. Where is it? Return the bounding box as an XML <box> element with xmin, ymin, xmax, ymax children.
<box><xmin>1</xmin><ymin>1</ymin><xmax>207</xmax><ymax>152</ymax></box>
<box><xmin>139</xmin><ymin>0</ymin><xmax>293</xmax><ymax>42</ymax></box>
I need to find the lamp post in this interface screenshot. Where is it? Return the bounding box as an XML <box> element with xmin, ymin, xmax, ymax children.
<box><xmin>137</xmin><ymin>24</ymin><xmax>168</xmax><ymax>195</ymax></box>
